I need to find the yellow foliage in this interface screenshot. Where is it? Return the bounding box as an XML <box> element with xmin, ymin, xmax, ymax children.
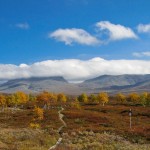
<box><xmin>128</xmin><ymin>93</ymin><xmax>140</xmax><ymax>102</ymax></box>
<box><xmin>34</xmin><ymin>106</ymin><xmax>44</xmax><ymax>120</ymax></box>
<box><xmin>97</xmin><ymin>92</ymin><xmax>109</xmax><ymax>106</ymax></box>
<box><xmin>14</xmin><ymin>91</ymin><xmax>29</xmax><ymax>105</ymax></box>
<box><xmin>89</xmin><ymin>94</ymin><xmax>98</xmax><ymax>103</ymax></box>
<box><xmin>71</xmin><ymin>99</ymin><xmax>81</xmax><ymax>110</ymax></box>
<box><xmin>116</xmin><ymin>93</ymin><xmax>126</xmax><ymax>103</ymax></box>
<box><xmin>78</xmin><ymin>93</ymin><xmax>88</xmax><ymax>103</ymax></box>
<box><xmin>37</xmin><ymin>91</ymin><xmax>50</xmax><ymax>104</ymax></box>
<box><xmin>30</xmin><ymin>123</ymin><xmax>40</xmax><ymax>129</ymax></box>
<box><xmin>57</xmin><ymin>93</ymin><xmax>67</xmax><ymax>103</ymax></box>
<box><xmin>51</xmin><ymin>93</ymin><xmax>57</xmax><ymax>102</ymax></box>
<box><xmin>140</xmin><ymin>92</ymin><xmax>148</xmax><ymax>106</ymax></box>
<box><xmin>0</xmin><ymin>94</ymin><xmax>6</xmax><ymax>106</ymax></box>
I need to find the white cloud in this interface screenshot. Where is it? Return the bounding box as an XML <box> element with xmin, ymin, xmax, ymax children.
<box><xmin>133</xmin><ymin>51</ymin><xmax>150</xmax><ymax>57</ymax></box>
<box><xmin>137</xmin><ymin>23</ymin><xmax>150</xmax><ymax>33</ymax></box>
<box><xmin>16</xmin><ymin>23</ymin><xmax>30</xmax><ymax>29</ymax></box>
<box><xmin>0</xmin><ymin>57</ymin><xmax>150</xmax><ymax>82</ymax></box>
<box><xmin>49</xmin><ymin>28</ymin><xmax>100</xmax><ymax>46</ymax></box>
<box><xmin>96</xmin><ymin>21</ymin><xmax>138</xmax><ymax>41</ymax></box>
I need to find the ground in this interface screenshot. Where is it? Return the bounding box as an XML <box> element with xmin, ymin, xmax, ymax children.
<box><xmin>0</xmin><ymin>100</ymin><xmax>149</xmax><ymax>150</ymax></box>
<box><xmin>0</xmin><ymin>107</ymin><xmax>60</xmax><ymax>150</ymax></box>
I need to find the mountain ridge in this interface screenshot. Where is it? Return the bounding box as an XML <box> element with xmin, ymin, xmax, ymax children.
<box><xmin>0</xmin><ymin>74</ymin><xmax>150</xmax><ymax>94</ymax></box>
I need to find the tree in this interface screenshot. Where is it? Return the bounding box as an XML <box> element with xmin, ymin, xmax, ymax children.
<box><xmin>36</xmin><ymin>91</ymin><xmax>51</xmax><ymax>106</ymax></box>
<box><xmin>14</xmin><ymin>91</ymin><xmax>29</xmax><ymax>107</ymax></box>
<box><xmin>0</xmin><ymin>94</ymin><xmax>6</xmax><ymax>107</ymax></box>
<box><xmin>49</xmin><ymin>93</ymin><xmax>57</xmax><ymax>103</ymax></box>
<box><xmin>89</xmin><ymin>94</ymin><xmax>98</xmax><ymax>103</ymax></box>
<box><xmin>146</xmin><ymin>93</ymin><xmax>150</xmax><ymax>106</ymax></box>
<box><xmin>128</xmin><ymin>93</ymin><xmax>140</xmax><ymax>103</ymax></box>
<box><xmin>71</xmin><ymin>98</ymin><xmax>81</xmax><ymax>110</ymax></box>
<box><xmin>34</xmin><ymin>106</ymin><xmax>44</xmax><ymax>120</ymax></box>
<box><xmin>6</xmin><ymin>94</ymin><xmax>16</xmax><ymax>106</ymax></box>
<box><xmin>57</xmin><ymin>93</ymin><xmax>67</xmax><ymax>103</ymax></box>
<box><xmin>116</xmin><ymin>93</ymin><xmax>126</xmax><ymax>104</ymax></box>
<box><xmin>78</xmin><ymin>93</ymin><xmax>88</xmax><ymax>103</ymax></box>
<box><xmin>97</xmin><ymin>92</ymin><xmax>109</xmax><ymax>106</ymax></box>
<box><xmin>140</xmin><ymin>92</ymin><xmax>148</xmax><ymax>107</ymax></box>
<box><xmin>29</xmin><ymin>94</ymin><xmax>37</xmax><ymax>102</ymax></box>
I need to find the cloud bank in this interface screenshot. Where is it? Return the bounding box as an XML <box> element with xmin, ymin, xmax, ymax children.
<box><xmin>49</xmin><ymin>28</ymin><xmax>100</xmax><ymax>45</ymax></box>
<box><xmin>0</xmin><ymin>57</ymin><xmax>150</xmax><ymax>83</ymax></box>
<box><xmin>96</xmin><ymin>21</ymin><xmax>138</xmax><ymax>41</ymax></box>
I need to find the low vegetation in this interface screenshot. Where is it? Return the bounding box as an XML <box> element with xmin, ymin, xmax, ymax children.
<box><xmin>0</xmin><ymin>91</ymin><xmax>149</xmax><ymax>149</ymax></box>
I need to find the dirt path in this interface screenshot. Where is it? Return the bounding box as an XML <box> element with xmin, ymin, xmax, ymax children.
<box><xmin>49</xmin><ymin>107</ymin><xmax>66</xmax><ymax>150</ymax></box>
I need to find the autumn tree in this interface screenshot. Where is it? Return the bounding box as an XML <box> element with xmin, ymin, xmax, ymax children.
<box><xmin>49</xmin><ymin>93</ymin><xmax>57</xmax><ymax>103</ymax></box>
<box><xmin>34</xmin><ymin>106</ymin><xmax>44</xmax><ymax>121</ymax></box>
<box><xmin>57</xmin><ymin>93</ymin><xmax>67</xmax><ymax>103</ymax></box>
<box><xmin>6</xmin><ymin>94</ymin><xmax>16</xmax><ymax>106</ymax></box>
<box><xmin>71</xmin><ymin>98</ymin><xmax>81</xmax><ymax>110</ymax></box>
<box><xmin>29</xmin><ymin>94</ymin><xmax>37</xmax><ymax>102</ymax></box>
<box><xmin>30</xmin><ymin>106</ymin><xmax>44</xmax><ymax>129</ymax></box>
<box><xmin>89</xmin><ymin>94</ymin><xmax>98</xmax><ymax>103</ymax></box>
<box><xmin>116</xmin><ymin>93</ymin><xmax>126</xmax><ymax>104</ymax></box>
<box><xmin>140</xmin><ymin>92</ymin><xmax>148</xmax><ymax>107</ymax></box>
<box><xmin>5</xmin><ymin>92</ymin><xmax>25</xmax><ymax>107</ymax></box>
<box><xmin>36</xmin><ymin>91</ymin><xmax>51</xmax><ymax>106</ymax></box>
<box><xmin>146</xmin><ymin>93</ymin><xmax>150</xmax><ymax>106</ymax></box>
<box><xmin>14</xmin><ymin>91</ymin><xmax>29</xmax><ymax>107</ymax></box>
<box><xmin>0</xmin><ymin>94</ymin><xmax>6</xmax><ymax>107</ymax></box>
<box><xmin>78</xmin><ymin>93</ymin><xmax>88</xmax><ymax>103</ymax></box>
<box><xmin>128</xmin><ymin>93</ymin><xmax>140</xmax><ymax>103</ymax></box>
<box><xmin>97</xmin><ymin>92</ymin><xmax>109</xmax><ymax>106</ymax></box>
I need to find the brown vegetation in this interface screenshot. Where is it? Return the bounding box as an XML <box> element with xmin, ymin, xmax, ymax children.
<box><xmin>0</xmin><ymin>91</ymin><xmax>149</xmax><ymax>149</ymax></box>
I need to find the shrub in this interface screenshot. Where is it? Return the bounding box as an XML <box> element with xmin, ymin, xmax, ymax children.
<box><xmin>30</xmin><ymin>123</ymin><xmax>40</xmax><ymax>129</ymax></box>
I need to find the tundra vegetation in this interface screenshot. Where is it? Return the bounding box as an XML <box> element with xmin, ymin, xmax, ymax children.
<box><xmin>0</xmin><ymin>91</ymin><xmax>149</xmax><ymax>150</ymax></box>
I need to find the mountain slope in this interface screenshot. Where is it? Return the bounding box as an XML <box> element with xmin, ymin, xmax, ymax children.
<box><xmin>79</xmin><ymin>74</ymin><xmax>150</xmax><ymax>93</ymax></box>
<box><xmin>0</xmin><ymin>75</ymin><xmax>150</xmax><ymax>94</ymax></box>
<box><xmin>0</xmin><ymin>76</ymin><xmax>81</xmax><ymax>94</ymax></box>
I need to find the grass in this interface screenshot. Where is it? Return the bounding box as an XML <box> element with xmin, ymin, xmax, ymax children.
<box><xmin>0</xmin><ymin>107</ymin><xmax>61</xmax><ymax>150</ymax></box>
<box><xmin>0</xmin><ymin>128</ymin><xmax>57</xmax><ymax>150</ymax></box>
<box><xmin>57</xmin><ymin>131</ymin><xmax>150</xmax><ymax>150</ymax></box>
<box><xmin>0</xmin><ymin>100</ymin><xmax>149</xmax><ymax>150</ymax></box>
<box><xmin>62</xmin><ymin>102</ymin><xmax>150</xmax><ymax>144</ymax></box>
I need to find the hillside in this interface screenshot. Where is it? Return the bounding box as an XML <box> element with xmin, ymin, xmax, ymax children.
<box><xmin>0</xmin><ymin>76</ymin><xmax>81</xmax><ymax>94</ymax></box>
<box><xmin>80</xmin><ymin>74</ymin><xmax>150</xmax><ymax>94</ymax></box>
<box><xmin>0</xmin><ymin>74</ymin><xmax>150</xmax><ymax>94</ymax></box>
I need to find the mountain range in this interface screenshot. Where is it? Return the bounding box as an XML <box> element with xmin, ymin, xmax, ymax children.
<box><xmin>0</xmin><ymin>74</ymin><xmax>150</xmax><ymax>95</ymax></box>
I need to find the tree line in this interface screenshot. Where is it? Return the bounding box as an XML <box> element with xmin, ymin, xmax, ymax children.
<box><xmin>0</xmin><ymin>91</ymin><xmax>150</xmax><ymax>109</ymax></box>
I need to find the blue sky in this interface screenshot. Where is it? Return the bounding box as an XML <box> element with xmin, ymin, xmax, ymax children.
<box><xmin>0</xmin><ymin>0</ymin><xmax>150</xmax><ymax>81</ymax></box>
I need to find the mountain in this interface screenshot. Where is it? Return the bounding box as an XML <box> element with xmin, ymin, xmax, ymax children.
<box><xmin>79</xmin><ymin>74</ymin><xmax>150</xmax><ymax>94</ymax></box>
<box><xmin>0</xmin><ymin>75</ymin><xmax>150</xmax><ymax>94</ymax></box>
<box><xmin>0</xmin><ymin>76</ymin><xmax>81</xmax><ymax>94</ymax></box>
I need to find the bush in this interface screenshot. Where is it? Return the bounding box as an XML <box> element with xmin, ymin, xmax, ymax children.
<box><xmin>30</xmin><ymin>123</ymin><xmax>40</xmax><ymax>129</ymax></box>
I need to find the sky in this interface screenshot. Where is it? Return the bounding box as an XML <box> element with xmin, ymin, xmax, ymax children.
<box><xmin>0</xmin><ymin>0</ymin><xmax>150</xmax><ymax>82</ymax></box>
